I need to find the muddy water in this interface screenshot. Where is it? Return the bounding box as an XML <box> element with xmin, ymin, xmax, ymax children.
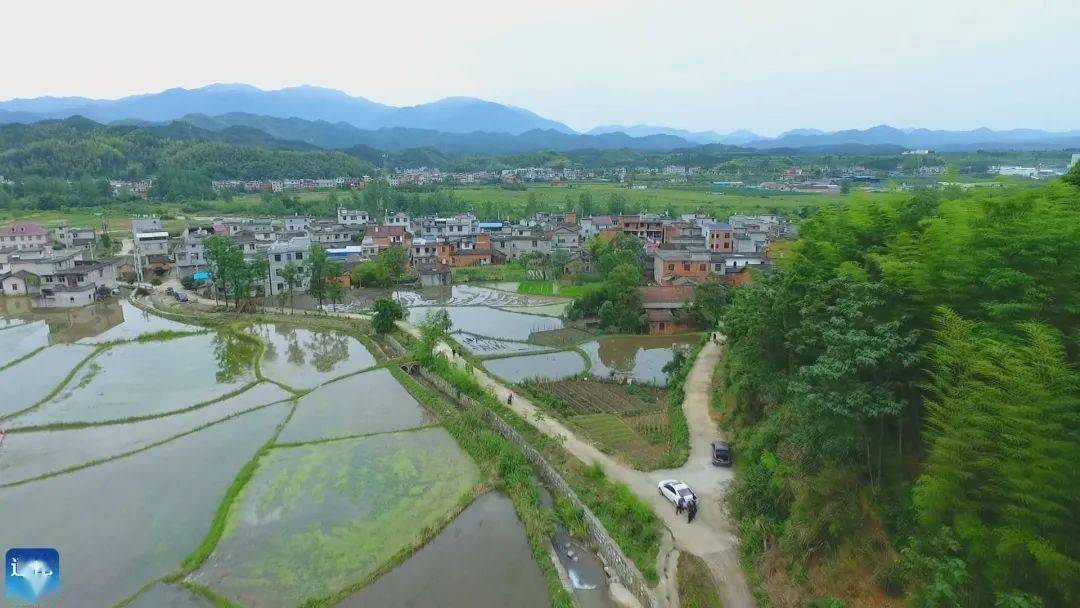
<box><xmin>456</xmin><ymin>332</ymin><xmax>548</xmax><ymax>356</ymax></box>
<box><xmin>340</xmin><ymin>492</ymin><xmax>550</xmax><ymax>608</ymax></box>
<box><xmin>0</xmin><ymin>296</ymin><xmax>160</xmax><ymax>345</ymax></box>
<box><xmin>582</xmin><ymin>334</ymin><xmax>700</xmax><ymax>385</ymax></box>
<box><xmin>484</xmin><ymin>350</ymin><xmax>586</xmax><ymax>382</ymax></box>
<box><xmin>538</xmin><ymin>487</ymin><xmax>618</xmax><ymax>608</ymax></box>
<box><xmin>407</xmin><ymin>305</ymin><xmax>563</xmax><ymax>341</ymax></box>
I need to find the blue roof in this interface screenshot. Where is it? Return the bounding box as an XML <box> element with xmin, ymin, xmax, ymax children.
<box><xmin>479</xmin><ymin>222</ymin><xmax>504</xmax><ymax>229</ymax></box>
<box><xmin>192</xmin><ymin>271</ymin><xmax>212</xmax><ymax>280</ymax></box>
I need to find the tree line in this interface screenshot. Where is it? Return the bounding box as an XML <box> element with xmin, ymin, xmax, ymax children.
<box><xmin>720</xmin><ymin>167</ymin><xmax>1080</xmax><ymax>606</ymax></box>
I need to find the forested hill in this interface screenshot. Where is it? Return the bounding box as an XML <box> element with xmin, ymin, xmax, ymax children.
<box><xmin>0</xmin><ymin>117</ymin><xmax>373</xmax><ymax>181</ymax></box>
<box><xmin>721</xmin><ymin>167</ymin><xmax>1080</xmax><ymax>606</ymax></box>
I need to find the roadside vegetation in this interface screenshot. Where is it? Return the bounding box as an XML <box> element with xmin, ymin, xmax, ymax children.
<box><xmin>720</xmin><ymin>171</ymin><xmax>1080</xmax><ymax>607</ymax></box>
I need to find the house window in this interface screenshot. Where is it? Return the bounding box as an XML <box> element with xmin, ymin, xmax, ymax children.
<box><xmin>659</xmin><ymin>322</ymin><xmax>666</xmax><ymax>331</ymax></box>
<box><xmin>668</xmin><ymin>264</ymin><xmax>674</xmax><ymax>271</ymax></box>
<box><xmin>295</xmin><ymin>252</ymin><xmax>303</xmax><ymax>261</ymax></box>
<box><xmin>682</xmin><ymin>263</ymin><xmax>690</xmax><ymax>271</ymax></box>
<box><xmin>699</xmin><ymin>264</ymin><xmax>706</xmax><ymax>271</ymax></box>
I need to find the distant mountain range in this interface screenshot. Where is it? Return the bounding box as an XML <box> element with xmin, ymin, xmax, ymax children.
<box><xmin>587</xmin><ymin>124</ymin><xmax>762</xmax><ymax>145</ymax></box>
<box><xmin>1</xmin><ymin>84</ymin><xmax>1078</xmax><ymax>153</ymax></box>
<box><xmin>0</xmin><ymin>84</ymin><xmax>574</xmax><ymax>135</ymax></box>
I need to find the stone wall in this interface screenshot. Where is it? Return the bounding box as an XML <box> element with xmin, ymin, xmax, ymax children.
<box><xmin>415</xmin><ymin>366</ymin><xmax>660</xmax><ymax>608</ymax></box>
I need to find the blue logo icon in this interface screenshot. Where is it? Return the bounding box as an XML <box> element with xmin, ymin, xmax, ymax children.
<box><xmin>6</xmin><ymin>548</ymin><xmax>60</xmax><ymax>605</ymax></box>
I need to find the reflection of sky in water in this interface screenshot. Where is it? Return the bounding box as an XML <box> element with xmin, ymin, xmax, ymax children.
<box><xmin>1</xmin><ymin>383</ymin><xmax>292</xmax><ymax>484</ymax></box>
<box><xmin>407</xmin><ymin>306</ymin><xmax>562</xmax><ymax>341</ymax></box>
<box><xmin>0</xmin><ymin>405</ymin><xmax>289</xmax><ymax>608</ymax></box>
<box><xmin>484</xmin><ymin>351</ymin><xmax>585</xmax><ymax>382</ymax></box>
<box><xmin>10</xmin><ymin>333</ymin><xmax>255</xmax><ymax>426</ymax></box>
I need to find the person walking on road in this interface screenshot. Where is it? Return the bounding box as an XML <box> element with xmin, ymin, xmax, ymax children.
<box><xmin>687</xmin><ymin>499</ymin><xmax>698</xmax><ymax>523</ymax></box>
<box><xmin>676</xmin><ymin>497</ymin><xmax>685</xmax><ymax>515</ymax></box>
<box><xmin>507</xmin><ymin>393</ymin><xmax>513</xmax><ymax>406</ymax></box>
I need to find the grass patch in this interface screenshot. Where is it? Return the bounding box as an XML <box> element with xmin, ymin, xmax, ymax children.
<box><xmin>677</xmin><ymin>552</ymin><xmax>725</xmax><ymax>608</ymax></box>
<box><xmin>393</xmin><ymin>366</ymin><xmax>574</xmax><ymax>608</ymax></box>
<box><xmin>518</xmin><ymin>280</ymin><xmax>555</xmax><ymax>296</ymax></box>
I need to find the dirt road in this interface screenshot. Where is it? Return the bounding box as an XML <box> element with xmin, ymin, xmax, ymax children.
<box><xmin>438</xmin><ymin>339</ymin><xmax>754</xmax><ymax>608</ymax></box>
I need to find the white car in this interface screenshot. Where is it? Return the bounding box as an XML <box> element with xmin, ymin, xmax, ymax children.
<box><xmin>658</xmin><ymin>479</ymin><xmax>696</xmax><ymax>506</ymax></box>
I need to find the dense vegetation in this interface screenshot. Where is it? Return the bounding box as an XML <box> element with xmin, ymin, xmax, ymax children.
<box><xmin>721</xmin><ymin>172</ymin><xmax>1080</xmax><ymax>606</ymax></box>
<box><xmin>0</xmin><ymin>118</ymin><xmax>372</xmax><ymax>205</ymax></box>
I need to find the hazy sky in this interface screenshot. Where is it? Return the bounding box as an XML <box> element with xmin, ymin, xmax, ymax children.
<box><xmin>4</xmin><ymin>0</ymin><xmax>1077</xmax><ymax>135</ymax></box>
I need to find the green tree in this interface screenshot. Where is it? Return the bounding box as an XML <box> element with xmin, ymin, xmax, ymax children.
<box><xmin>377</xmin><ymin>245</ymin><xmax>408</xmax><ymax>280</ymax></box>
<box><xmin>306</xmin><ymin>244</ymin><xmax>330</xmax><ymax>306</ymax></box>
<box><xmin>278</xmin><ymin>261</ymin><xmax>304</xmax><ymax>312</ymax></box>
<box><xmin>688</xmin><ymin>280</ymin><xmax>730</xmax><ymax>328</ymax></box>
<box><xmin>372</xmin><ymin>298</ymin><xmax>405</xmax><ymax>334</ymax></box>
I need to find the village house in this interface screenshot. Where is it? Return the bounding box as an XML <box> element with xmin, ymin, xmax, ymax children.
<box><xmin>267</xmin><ymin>236</ymin><xmax>312</xmax><ymax>294</ymax></box>
<box><xmin>361</xmin><ymin>225</ymin><xmax>411</xmax><ymax>257</ymax></box>
<box><xmin>493</xmin><ymin>234</ymin><xmax>553</xmax><ymax>259</ymax></box>
<box><xmin>652</xmin><ymin>249</ymin><xmax>719</xmax><ymax>285</ymax></box>
<box><xmin>638</xmin><ymin>285</ymin><xmax>696</xmax><ymax>335</ymax></box>
<box><xmin>55</xmin><ymin>225</ymin><xmax>97</xmax><ymax>251</ymax></box>
<box><xmin>337</xmin><ymin>208</ymin><xmax>371</xmax><ymax>226</ymax></box>
<box><xmin>0</xmin><ymin>248</ymin><xmax>117</xmax><ymax>308</ymax></box>
<box><xmin>1</xmin><ymin>222</ymin><xmax>50</xmax><ymax>251</ymax></box>
<box><xmin>702</xmin><ymin>221</ymin><xmax>734</xmax><ymax>253</ymax></box>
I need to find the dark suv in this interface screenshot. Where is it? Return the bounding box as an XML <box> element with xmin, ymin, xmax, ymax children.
<box><xmin>711</xmin><ymin>441</ymin><xmax>731</xmax><ymax>467</ymax></box>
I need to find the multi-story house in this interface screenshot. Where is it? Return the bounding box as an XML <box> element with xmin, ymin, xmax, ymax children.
<box><xmin>0</xmin><ymin>248</ymin><xmax>117</xmax><ymax>308</ymax></box>
<box><xmin>1</xmin><ymin>222</ymin><xmax>50</xmax><ymax>251</ymax></box>
<box><xmin>284</xmin><ymin>215</ymin><xmax>315</xmax><ymax>232</ymax></box>
<box><xmin>701</xmin><ymin>222</ymin><xmax>734</xmax><ymax>253</ymax></box>
<box><xmin>493</xmin><ymin>234</ymin><xmax>553</xmax><ymax>259</ymax></box>
<box><xmin>361</xmin><ymin>225</ymin><xmax>411</xmax><ymax>256</ymax></box>
<box><xmin>337</xmin><ymin>208</ymin><xmax>371</xmax><ymax>226</ymax></box>
<box><xmin>385</xmin><ymin>212</ymin><xmax>411</xmax><ymax>229</ymax></box>
<box><xmin>548</xmin><ymin>225</ymin><xmax>582</xmax><ymax>253</ymax></box>
<box><xmin>267</xmin><ymin>236</ymin><xmax>312</xmax><ymax>294</ymax></box>
<box><xmin>307</xmin><ymin>221</ymin><xmax>361</xmax><ymax>247</ymax></box>
<box><xmin>653</xmin><ymin>249</ymin><xmax>719</xmax><ymax>285</ymax></box>
<box><xmin>173</xmin><ymin>227</ymin><xmax>212</xmax><ymax>269</ymax></box>
<box><xmin>55</xmin><ymin>225</ymin><xmax>97</xmax><ymax>251</ymax></box>
<box><xmin>413</xmin><ymin>213</ymin><xmax>478</xmax><ymax>238</ymax></box>
<box><xmin>618</xmin><ymin>213</ymin><xmax>664</xmax><ymax>242</ymax></box>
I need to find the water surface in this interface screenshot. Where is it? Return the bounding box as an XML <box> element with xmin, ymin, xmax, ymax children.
<box><xmin>0</xmin><ymin>404</ymin><xmax>290</xmax><ymax>607</ymax></box>
<box><xmin>0</xmin><ymin>343</ymin><xmax>96</xmax><ymax>419</ymax></box>
<box><xmin>11</xmin><ymin>332</ymin><xmax>255</xmax><ymax>426</ymax></box>
<box><xmin>1</xmin><ymin>382</ymin><xmax>292</xmax><ymax>484</ymax></box>
<box><xmin>582</xmin><ymin>335</ymin><xmax>699</xmax><ymax>385</ymax></box>
<box><xmin>251</xmin><ymin>324</ymin><xmax>375</xmax><ymax>389</ymax></box>
<box><xmin>484</xmin><ymin>350</ymin><xmax>586</xmax><ymax>382</ymax></box>
<box><xmin>78</xmin><ymin>300</ymin><xmax>196</xmax><ymax>343</ymax></box>
<box><xmin>193</xmin><ymin>427</ymin><xmax>480</xmax><ymax>607</ymax></box>
<box><xmin>407</xmin><ymin>306</ymin><xmax>563</xmax><ymax>341</ymax></box>
<box><xmin>277</xmin><ymin>369</ymin><xmax>429</xmax><ymax>444</ymax></box>
<box><xmin>341</xmin><ymin>492</ymin><xmax>550</xmax><ymax>608</ymax></box>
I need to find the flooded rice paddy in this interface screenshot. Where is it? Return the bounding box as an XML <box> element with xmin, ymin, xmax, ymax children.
<box><xmin>0</xmin><ymin>343</ymin><xmax>96</xmax><ymax>418</ymax></box>
<box><xmin>192</xmin><ymin>427</ymin><xmax>480</xmax><ymax>607</ymax></box>
<box><xmin>408</xmin><ymin>305</ymin><xmax>563</xmax><ymax>341</ymax></box>
<box><xmin>455</xmin><ymin>332</ymin><xmax>550</xmax><ymax>356</ymax></box>
<box><xmin>249</xmin><ymin>323</ymin><xmax>376</xmax><ymax>389</ymax></box>
<box><xmin>484</xmin><ymin>350</ymin><xmax>587</xmax><ymax>382</ymax></box>
<box><xmin>0</xmin><ymin>297</ymin><xmax>559</xmax><ymax>607</ymax></box>
<box><xmin>340</xmin><ymin>492</ymin><xmax>550</xmax><ymax>608</ymax></box>
<box><xmin>9</xmin><ymin>332</ymin><xmax>255</xmax><ymax>426</ymax></box>
<box><xmin>582</xmin><ymin>334</ymin><xmax>699</xmax><ymax>385</ymax></box>
<box><xmin>277</xmin><ymin>368</ymin><xmax>430</xmax><ymax>444</ymax></box>
<box><xmin>1</xmin><ymin>382</ymin><xmax>292</xmax><ymax>485</ymax></box>
<box><xmin>77</xmin><ymin>299</ymin><xmax>196</xmax><ymax>343</ymax></box>
<box><xmin>0</xmin><ymin>404</ymin><xmax>290</xmax><ymax>607</ymax></box>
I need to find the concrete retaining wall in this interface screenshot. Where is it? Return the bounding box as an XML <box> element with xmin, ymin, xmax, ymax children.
<box><xmin>415</xmin><ymin>366</ymin><xmax>660</xmax><ymax>608</ymax></box>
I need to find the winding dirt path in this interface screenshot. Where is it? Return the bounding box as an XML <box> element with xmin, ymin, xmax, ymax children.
<box><xmin>436</xmin><ymin>338</ymin><xmax>754</xmax><ymax>608</ymax></box>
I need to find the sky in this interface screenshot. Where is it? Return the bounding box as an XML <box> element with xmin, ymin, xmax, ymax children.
<box><xmin>3</xmin><ymin>0</ymin><xmax>1078</xmax><ymax>135</ymax></box>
